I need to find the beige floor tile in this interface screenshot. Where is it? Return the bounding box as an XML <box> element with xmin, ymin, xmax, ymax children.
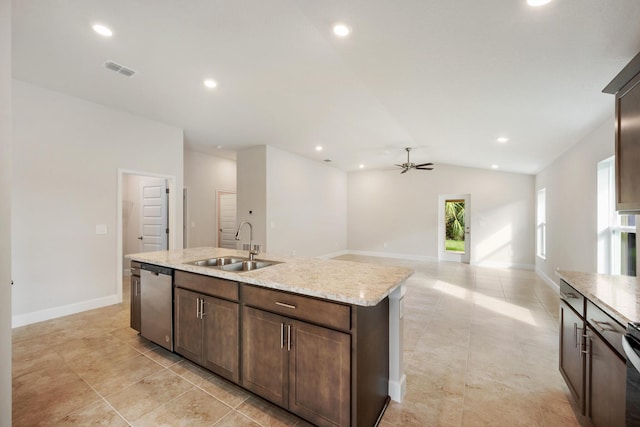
<box><xmin>13</xmin><ymin>367</ymin><xmax>101</xmax><ymax>426</ymax></box>
<box><xmin>80</xmin><ymin>353</ymin><xmax>166</xmax><ymax>395</ymax></box>
<box><xmin>462</xmin><ymin>374</ymin><xmax>546</xmax><ymax>427</ymax></box>
<box><xmin>133</xmin><ymin>388</ymin><xmax>232</xmax><ymax>427</ymax></box>
<box><xmin>236</xmin><ymin>396</ymin><xmax>305</xmax><ymax>426</ymax></box>
<box><xmin>144</xmin><ymin>345</ymin><xmax>184</xmax><ymax>367</ymax></box>
<box><xmin>170</xmin><ymin>360</ymin><xmax>251</xmax><ymax>408</ymax></box>
<box><xmin>214</xmin><ymin>411</ymin><xmax>262</xmax><ymax>427</ymax></box>
<box><xmin>105</xmin><ymin>369</ymin><xmax>194</xmax><ymax>423</ymax></box>
<box><xmin>55</xmin><ymin>400</ymin><xmax>129</xmax><ymax>426</ymax></box>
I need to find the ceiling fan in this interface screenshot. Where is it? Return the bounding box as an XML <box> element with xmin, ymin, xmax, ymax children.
<box><xmin>394</xmin><ymin>147</ymin><xmax>434</xmax><ymax>174</ymax></box>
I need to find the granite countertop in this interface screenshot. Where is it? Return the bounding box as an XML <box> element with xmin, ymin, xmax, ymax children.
<box><xmin>557</xmin><ymin>270</ymin><xmax>640</xmax><ymax>326</ymax></box>
<box><xmin>127</xmin><ymin>247</ymin><xmax>414</xmax><ymax>307</ymax></box>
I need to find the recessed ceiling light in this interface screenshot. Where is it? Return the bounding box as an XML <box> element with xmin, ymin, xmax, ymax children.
<box><xmin>203</xmin><ymin>79</ymin><xmax>217</xmax><ymax>89</ymax></box>
<box><xmin>359</xmin><ymin>164</ymin><xmax>365</xmax><ymax>169</ymax></box>
<box><xmin>491</xmin><ymin>164</ymin><xmax>500</xmax><ymax>169</ymax></box>
<box><xmin>92</xmin><ymin>24</ymin><xmax>113</xmax><ymax>37</ymax></box>
<box><xmin>527</xmin><ymin>0</ymin><xmax>552</xmax><ymax>6</ymax></box>
<box><xmin>315</xmin><ymin>145</ymin><xmax>323</xmax><ymax>152</ymax></box>
<box><xmin>216</xmin><ymin>145</ymin><xmax>223</xmax><ymax>149</ymax></box>
<box><xmin>497</xmin><ymin>137</ymin><xmax>509</xmax><ymax>143</ymax></box>
<box><xmin>333</xmin><ymin>23</ymin><xmax>351</xmax><ymax>38</ymax></box>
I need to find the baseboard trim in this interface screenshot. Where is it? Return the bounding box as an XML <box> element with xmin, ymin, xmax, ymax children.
<box><xmin>12</xmin><ymin>294</ymin><xmax>120</xmax><ymax>328</ymax></box>
<box><xmin>389</xmin><ymin>374</ymin><xmax>407</xmax><ymax>403</ymax></box>
<box><xmin>470</xmin><ymin>260</ymin><xmax>535</xmax><ymax>270</ymax></box>
<box><xmin>315</xmin><ymin>250</ymin><xmax>349</xmax><ymax>260</ymax></box>
<box><xmin>346</xmin><ymin>250</ymin><xmax>439</xmax><ymax>262</ymax></box>
<box><xmin>536</xmin><ymin>267</ymin><xmax>559</xmax><ymax>291</ymax></box>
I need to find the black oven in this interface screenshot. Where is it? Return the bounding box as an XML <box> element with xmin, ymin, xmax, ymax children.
<box><xmin>623</xmin><ymin>322</ymin><xmax>640</xmax><ymax>425</ymax></box>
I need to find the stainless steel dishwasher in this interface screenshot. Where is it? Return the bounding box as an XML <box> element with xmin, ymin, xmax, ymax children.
<box><xmin>140</xmin><ymin>263</ymin><xmax>174</xmax><ymax>351</ymax></box>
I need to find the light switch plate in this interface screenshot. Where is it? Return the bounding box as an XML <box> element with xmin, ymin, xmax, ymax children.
<box><xmin>95</xmin><ymin>224</ymin><xmax>107</xmax><ymax>235</ymax></box>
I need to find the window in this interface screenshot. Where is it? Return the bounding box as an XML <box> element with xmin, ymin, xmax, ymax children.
<box><xmin>597</xmin><ymin>156</ymin><xmax>636</xmax><ymax>276</ymax></box>
<box><xmin>536</xmin><ymin>188</ymin><xmax>546</xmax><ymax>259</ymax></box>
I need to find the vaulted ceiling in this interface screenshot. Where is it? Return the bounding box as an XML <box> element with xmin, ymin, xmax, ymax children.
<box><xmin>11</xmin><ymin>0</ymin><xmax>640</xmax><ymax>173</ymax></box>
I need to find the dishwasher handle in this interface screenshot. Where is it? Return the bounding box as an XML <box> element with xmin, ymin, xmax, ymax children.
<box><xmin>141</xmin><ymin>263</ymin><xmax>173</xmax><ymax>276</ymax></box>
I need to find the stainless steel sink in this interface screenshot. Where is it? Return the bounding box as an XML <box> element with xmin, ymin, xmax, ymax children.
<box><xmin>221</xmin><ymin>260</ymin><xmax>276</xmax><ymax>272</ymax></box>
<box><xmin>187</xmin><ymin>256</ymin><xmax>248</xmax><ymax>267</ymax></box>
<box><xmin>186</xmin><ymin>257</ymin><xmax>278</xmax><ymax>272</ymax></box>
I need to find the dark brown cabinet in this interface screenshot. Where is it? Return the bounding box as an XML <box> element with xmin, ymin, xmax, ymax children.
<box><xmin>559</xmin><ymin>280</ymin><xmax>626</xmax><ymax>427</ymax></box>
<box><xmin>603</xmin><ymin>50</ymin><xmax>640</xmax><ymax>213</ymax></box>
<box><xmin>242</xmin><ymin>306</ymin><xmax>351</xmax><ymax>427</ymax></box>
<box><xmin>130</xmin><ymin>261</ymin><xmax>141</xmax><ymax>332</ymax></box>
<box><xmin>586</xmin><ymin>325</ymin><xmax>626</xmax><ymax>427</ymax></box>
<box><xmin>174</xmin><ymin>272</ymin><xmax>239</xmax><ymax>382</ymax></box>
<box><xmin>559</xmin><ymin>300</ymin><xmax>585</xmax><ymax>410</ymax></box>
<box><xmin>241</xmin><ymin>283</ymin><xmax>388</xmax><ymax>427</ymax></box>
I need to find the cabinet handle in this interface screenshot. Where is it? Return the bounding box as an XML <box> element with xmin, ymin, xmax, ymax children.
<box><xmin>576</xmin><ymin>325</ymin><xmax>584</xmax><ymax>355</ymax></box>
<box><xmin>280</xmin><ymin>323</ymin><xmax>284</xmax><ymax>349</ymax></box>
<box><xmin>287</xmin><ymin>324</ymin><xmax>291</xmax><ymax>352</ymax></box>
<box><xmin>196</xmin><ymin>298</ymin><xmax>200</xmax><ymax>318</ymax></box>
<box><xmin>275</xmin><ymin>301</ymin><xmax>296</xmax><ymax>310</ymax></box>
<box><xmin>582</xmin><ymin>334</ymin><xmax>591</xmax><ymax>356</ymax></box>
<box><xmin>200</xmin><ymin>299</ymin><xmax>205</xmax><ymax>319</ymax></box>
<box><xmin>573</xmin><ymin>323</ymin><xmax>578</xmax><ymax>348</ymax></box>
<box><xmin>560</xmin><ymin>291</ymin><xmax>578</xmax><ymax>300</ymax></box>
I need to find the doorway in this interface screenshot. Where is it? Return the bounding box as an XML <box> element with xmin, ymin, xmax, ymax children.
<box><xmin>117</xmin><ymin>169</ymin><xmax>177</xmax><ymax>302</ymax></box>
<box><xmin>217</xmin><ymin>191</ymin><xmax>237</xmax><ymax>249</ymax></box>
<box><xmin>438</xmin><ymin>194</ymin><xmax>471</xmax><ymax>263</ymax></box>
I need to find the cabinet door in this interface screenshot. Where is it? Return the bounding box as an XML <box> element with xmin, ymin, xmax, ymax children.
<box><xmin>560</xmin><ymin>301</ymin><xmax>585</xmax><ymax>411</ymax></box>
<box><xmin>289</xmin><ymin>319</ymin><xmax>351</xmax><ymax>427</ymax></box>
<box><xmin>130</xmin><ymin>275</ymin><xmax>141</xmax><ymax>332</ymax></box>
<box><xmin>587</xmin><ymin>327</ymin><xmax>626</xmax><ymax>427</ymax></box>
<box><xmin>203</xmin><ymin>296</ymin><xmax>239</xmax><ymax>382</ymax></box>
<box><xmin>174</xmin><ymin>288</ymin><xmax>203</xmax><ymax>363</ymax></box>
<box><xmin>242</xmin><ymin>307</ymin><xmax>288</xmax><ymax>407</ymax></box>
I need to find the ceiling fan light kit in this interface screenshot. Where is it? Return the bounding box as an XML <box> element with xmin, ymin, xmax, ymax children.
<box><xmin>394</xmin><ymin>147</ymin><xmax>434</xmax><ymax>173</ymax></box>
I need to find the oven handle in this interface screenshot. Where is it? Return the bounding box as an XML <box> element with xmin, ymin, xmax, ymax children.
<box><xmin>623</xmin><ymin>335</ymin><xmax>640</xmax><ymax>373</ymax></box>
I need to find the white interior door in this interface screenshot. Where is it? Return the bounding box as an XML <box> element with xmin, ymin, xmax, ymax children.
<box><xmin>139</xmin><ymin>178</ymin><xmax>168</xmax><ymax>252</ymax></box>
<box><xmin>218</xmin><ymin>191</ymin><xmax>237</xmax><ymax>249</ymax></box>
<box><xmin>438</xmin><ymin>194</ymin><xmax>471</xmax><ymax>263</ymax></box>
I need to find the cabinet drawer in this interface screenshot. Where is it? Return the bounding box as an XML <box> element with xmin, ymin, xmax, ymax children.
<box><xmin>560</xmin><ymin>280</ymin><xmax>585</xmax><ymax>317</ymax></box>
<box><xmin>586</xmin><ymin>300</ymin><xmax>625</xmax><ymax>359</ymax></box>
<box><xmin>174</xmin><ymin>271</ymin><xmax>238</xmax><ymax>301</ymax></box>
<box><xmin>131</xmin><ymin>261</ymin><xmax>141</xmax><ymax>277</ymax></box>
<box><xmin>242</xmin><ymin>284</ymin><xmax>351</xmax><ymax>331</ymax></box>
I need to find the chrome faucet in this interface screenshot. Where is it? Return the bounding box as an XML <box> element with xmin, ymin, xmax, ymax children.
<box><xmin>235</xmin><ymin>221</ymin><xmax>260</xmax><ymax>261</ymax></box>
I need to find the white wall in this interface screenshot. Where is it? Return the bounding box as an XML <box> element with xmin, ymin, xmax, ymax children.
<box><xmin>236</xmin><ymin>146</ymin><xmax>267</xmax><ymax>250</ymax></box>
<box><xmin>348</xmin><ymin>164</ymin><xmax>535</xmax><ymax>268</ymax></box>
<box><xmin>266</xmin><ymin>146</ymin><xmax>347</xmax><ymax>257</ymax></box>
<box><xmin>0</xmin><ymin>0</ymin><xmax>12</xmax><ymax>422</ymax></box>
<box><xmin>535</xmin><ymin>118</ymin><xmax>614</xmax><ymax>284</ymax></box>
<box><xmin>236</xmin><ymin>145</ymin><xmax>348</xmax><ymax>257</ymax></box>
<box><xmin>184</xmin><ymin>150</ymin><xmax>236</xmax><ymax>248</ymax></box>
<box><xmin>12</xmin><ymin>80</ymin><xmax>184</xmax><ymax>326</ymax></box>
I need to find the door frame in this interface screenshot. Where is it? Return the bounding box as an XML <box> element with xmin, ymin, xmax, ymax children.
<box><xmin>117</xmin><ymin>169</ymin><xmax>177</xmax><ymax>304</ymax></box>
<box><xmin>438</xmin><ymin>194</ymin><xmax>471</xmax><ymax>263</ymax></box>
<box><xmin>216</xmin><ymin>189</ymin><xmax>237</xmax><ymax>248</ymax></box>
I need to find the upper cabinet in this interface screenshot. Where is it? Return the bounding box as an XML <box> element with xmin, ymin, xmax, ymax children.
<box><xmin>604</xmin><ymin>51</ymin><xmax>640</xmax><ymax>213</ymax></box>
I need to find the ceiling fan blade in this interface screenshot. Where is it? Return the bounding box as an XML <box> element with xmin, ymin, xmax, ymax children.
<box><xmin>416</xmin><ymin>162</ymin><xmax>434</xmax><ymax>167</ymax></box>
<box><xmin>400</xmin><ymin>168</ymin><xmax>408</xmax><ymax>174</ymax></box>
<box><xmin>415</xmin><ymin>166</ymin><xmax>434</xmax><ymax>170</ymax></box>
<box><xmin>394</xmin><ymin>164</ymin><xmax>405</xmax><ymax>168</ymax></box>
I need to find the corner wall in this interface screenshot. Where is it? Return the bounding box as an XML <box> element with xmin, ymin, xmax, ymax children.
<box><xmin>347</xmin><ymin>164</ymin><xmax>535</xmax><ymax>268</ymax></box>
<box><xmin>0</xmin><ymin>0</ymin><xmax>12</xmax><ymax>422</ymax></box>
<box><xmin>12</xmin><ymin>80</ymin><xmax>184</xmax><ymax>326</ymax></box>
<box><xmin>535</xmin><ymin>118</ymin><xmax>614</xmax><ymax>284</ymax></box>
<box><xmin>184</xmin><ymin>150</ymin><xmax>236</xmax><ymax>248</ymax></box>
<box><xmin>266</xmin><ymin>146</ymin><xmax>347</xmax><ymax>257</ymax></box>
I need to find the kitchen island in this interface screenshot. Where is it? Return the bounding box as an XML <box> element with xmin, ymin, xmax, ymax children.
<box><xmin>127</xmin><ymin>247</ymin><xmax>413</xmax><ymax>427</ymax></box>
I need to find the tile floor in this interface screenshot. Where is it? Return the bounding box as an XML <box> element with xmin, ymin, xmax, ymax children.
<box><xmin>12</xmin><ymin>255</ymin><xmax>592</xmax><ymax>426</ymax></box>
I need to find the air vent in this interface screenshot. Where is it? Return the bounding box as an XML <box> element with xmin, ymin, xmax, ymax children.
<box><xmin>104</xmin><ymin>60</ymin><xmax>137</xmax><ymax>77</ymax></box>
